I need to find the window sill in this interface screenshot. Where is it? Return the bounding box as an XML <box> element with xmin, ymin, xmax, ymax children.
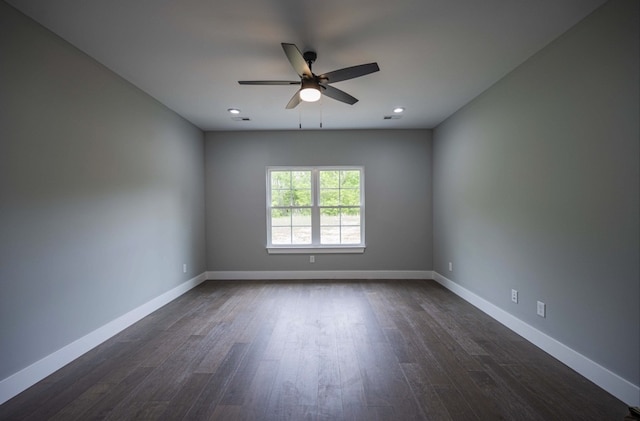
<box><xmin>267</xmin><ymin>246</ymin><xmax>366</xmax><ymax>254</ymax></box>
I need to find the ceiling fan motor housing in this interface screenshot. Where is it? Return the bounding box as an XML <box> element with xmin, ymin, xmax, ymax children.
<box><xmin>303</xmin><ymin>51</ymin><xmax>317</xmax><ymax>67</ymax></box>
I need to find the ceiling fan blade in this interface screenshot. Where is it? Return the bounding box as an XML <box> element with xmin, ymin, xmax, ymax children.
<box><xmin>281</xmin><ymin>43</ymin><xmax>312</xmax><ymax>78</ymax></box>
<box><xmin>238</xmin><ymin>80</ymin><xmax>300</xmax><ymax>85</ymax></box>
<box><xmin>285</xmin><ymin>90</ymin><xmax>302</xmax><ymax>109</ymax></box>
<box><xmin>319</xmin><ymin>63</ymin><xmax>380</xmax><ymax>84</ymax></box>
<box><xmin>320</xmin><ymin>84</ymin><xmax>358</xmax><ymax>105</ymax></box>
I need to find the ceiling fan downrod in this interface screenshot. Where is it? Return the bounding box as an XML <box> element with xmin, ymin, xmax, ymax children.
<box><xmin>303</xmin><ymin>51</ymin><xmax>317</xmax><ymax>71</ymax></box>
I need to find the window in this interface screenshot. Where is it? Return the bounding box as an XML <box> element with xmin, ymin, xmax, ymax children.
<box><xmin>267</xmin><ymin>166</ymin><xmax>365</xmax><ymax>253</ymax></box>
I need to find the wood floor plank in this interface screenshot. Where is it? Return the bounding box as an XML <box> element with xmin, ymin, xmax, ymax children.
<box><xmin>364</xmin><ymin>290</ymin><xmax>396</xmax><ymax>330</ymax></box>
<box><xmin>383</xmin><ymin>327</ymin><xmax>415</xmax><ymax>363</ymax></box>
<box><xmin>316</xmin><ymin>327</ymin><xmax>343</xmax><ymax>421</ymax></box>
<box><xmin>157</xmin><ymin>372</ymin><xmax>212</xmax><ymax>420</ymax></box>
<box><xmin>233</xmin><ymin>360</ymin><xmax>280</xmax><ymax>420</ymax></box>
<box><xmin>383</xmin><ymin>304</ymin><xmax>452</xmax><ymax>387</ymax></box>
<box><xmin>121</xmin><ymin>334</ymin><xmax>207</xmax><ymax>403</ymax></box>
<box><xmin>209</xmin><ymin>404</ymin><xmax>247</xmax><ymax>420</ymax></box>
<box><xmin>467</xmin><ymin>366</ymin><xmax>544</xmax><ymax>421</ymax></box>
<box><xmin>433</xmin><ymin>384</ymin><xmax>481</xmax><ymax>420</ymax></box>
<box><xmin>220</xmin><ymin>315</ymin><xmax>277</xmax><ymax>406</ymax></box>
<box><xmin>67</xmin><ymin>366</ymin><xmax>155</xmax><ymax>421</ymax></box>
<box><xmin>193</xmin><ymin>324</ymin><xmax>239</xmax><ymax>374</ymax></box>
<box><xmin>342</xmin><ymin>403</ymin><xmax>395</xmax><ymax>421</ymax></box>
<box><xmin>262</xmin><ymin>318</ymin><xmax>290</xmax><ymax>360</ymax></box>
<box><xmin>264</xmin><ymin>341</ymin><xmax>304</xmax><ymax>417</ymax></box>
<box><xmin>423</xmin><ymin>302</ymin><xmax>490</xmax><ymax>357</ymax></box>
<box><xmin>47</xmin><ymin>382</ymin><xmax>112</xmax><ymax>421</ymax></box>
<box><xmin>0</xmin><ymin>279</ymin><xmax>629</xmax><ymax>421</ymax></box>
<box><xmin>0</xmin><ymin>334</ymin><xmax>138</xmax><ymax>419</ymax></box>
<box><xmin>182</xmin><ymin>342</ymin><xmax>249</xmax><ymax>420</ymax></box>
<box><xmin>490</xmin><ymin>361</ymin><xmax>568</xmax><ymax>419</ymax></box>
<box><xmin>400</xmin><ymin>362</ymin><xmax>453</xmax><ymax>420</ymax></box>
<box><xmin>335</xmin><ymin>317</ymin><xmax>366</xmax><ymax>408</ymax></box>
<box><xmin>414</xmin><ymin>318</ymin><xmax>510</xmax><ymax>419</ymax></box>
<box><xmin>19</xmin><ymin>345</ymin><xmax>144</xmax><ymax>421</ymax></box>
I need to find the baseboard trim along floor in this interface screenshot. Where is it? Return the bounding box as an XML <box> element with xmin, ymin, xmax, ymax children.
<box><xmin>431</xmin><ymin>271</ymin><xmax>639</xmax><ymax>406</ymax></box>
<box><xmin>205</xmin><ymin>270</ymin><xmax>433</xmax><ymax>281</ymax></box>
<box><xmin>0</xmin><ymin>272</ymin><xmax>208</xmax><ymax>405</ymax></box>
<box><xmin>2</xmin><ymin>270</ymin><xmax>637</xmax><ymax>407</ymax></box>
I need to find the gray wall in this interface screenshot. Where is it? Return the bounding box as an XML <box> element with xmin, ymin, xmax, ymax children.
<box><xmin>433</xmin><ymin>0</ymin><xmax>639</xmax><ymax>386</ymax></box>
<box><xmin>205</xmin><ymin>130</ymin><xmax>432</xmax><ymax>272</ymax></box>
<box><xmin>0</xmin><ymin>2</ymin><xmax>206</xmax><ymax>380</ymax></box>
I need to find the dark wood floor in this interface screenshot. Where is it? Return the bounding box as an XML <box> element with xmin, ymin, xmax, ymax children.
<box><xmin>0</xmin><ymin>280</ymin><xmax>629</xmax><ymax>420</ymax></box>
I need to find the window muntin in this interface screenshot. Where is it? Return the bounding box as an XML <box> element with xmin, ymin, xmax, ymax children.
<box><xmin>267</xmin><ymin>167</ymin><xmax>364</xmax><ymax>251</ymax></box>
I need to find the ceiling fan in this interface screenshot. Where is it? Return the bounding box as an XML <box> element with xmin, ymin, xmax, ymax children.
<box><xmin>238</xmin><ymin>43</ymin><xmax>380</xmax><ymax>109</ymax></box>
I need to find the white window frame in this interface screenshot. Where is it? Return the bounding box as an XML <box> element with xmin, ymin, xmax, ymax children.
<box><xmin>266</xmin><ymin>166</ymin><xmax>365</xmax><ymax>254</ymax></box>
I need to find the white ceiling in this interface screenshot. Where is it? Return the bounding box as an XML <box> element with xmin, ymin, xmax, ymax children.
<box><xmin>7</xmin><ymin>0</ymin><xmax>606</xmax><ymax>131</ymax></box>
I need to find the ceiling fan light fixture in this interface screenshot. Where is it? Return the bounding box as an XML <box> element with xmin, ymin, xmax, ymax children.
<box><xmin>228</xmin><ymin>108</ymin><xmax>241</xmax><ymax>114</ymax></box>
<box><xmin>300</xmin><ymin>88</ymin><xmax>321</xmax><ymax>102</ymax></box>
<box><xmin>393</xmin><ymin>107</ymin><xmax>405</xmax><ymax>113</ymax></box>
<box><xmin>300</xmin><ymin>79</ymin><xmax>321</xmax><ymax>102</ymax></box>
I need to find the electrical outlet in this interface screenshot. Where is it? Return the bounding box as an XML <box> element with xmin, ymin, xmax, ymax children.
<box><xmin>511</xmin><ymin>289</ymin><xmax>518</xmax><ymax>303</ymax></box>
<box><xmin>309</xmin><ymin>255</ymin><xmax>315</xmax><ymax>263</ymax></box>
<box><xmin>537</xmin><ymin>301</ymin><xmax>546</xmax><ymax>318</ymax></box>
<box><xmin>448</xmin><ymin>262</ymin><xmax>453</xmax><ymax>271</ymax></box>
<box><xmin>183</xmin><ymin>264</ymin><xmax>187</xmax><ymax>273</ymax></box>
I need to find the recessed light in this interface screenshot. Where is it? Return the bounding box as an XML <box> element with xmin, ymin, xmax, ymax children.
<box><xmin>228</xmin><ymin>108</ymin><xmax>241</xmax><ymax>114</ymax></box>
<box><xmin>393</xmin><ymin>107</ymin><xmax>405</xmax><ymax>113</ymax></box>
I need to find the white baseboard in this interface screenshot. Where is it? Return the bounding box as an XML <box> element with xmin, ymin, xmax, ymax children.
<box><xmin>206</xmin><ymin>270</ymin><xmax>433</xmax><ymax>280</ymax></box>
<box><xmin>4</xmin><ymin>271</ymin><xmax>636</xmax><ymax>407</ymax></box>
<box><xmin>0</xmin><ymin>272</ymin><xmax>208</xmax><ymax>406</ymax></box>
<box><xmin>432</xmin><ymin>271</ymin><xmax>640</xmax><ymax>406</ymax></box>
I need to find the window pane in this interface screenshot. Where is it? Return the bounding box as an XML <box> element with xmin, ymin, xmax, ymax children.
<box><xmin>292</xmin><ymin>208</ymin><xmax>311</xmax><ymax>226</ymax></box>
<box><xmin>292</xmin><ymin>189</ymin><xmax>311</xmax><ymax>206</ymax></box>
<box><xmin>292</xmin><ymin>227</ymin><xmax>312</xmax><ymax>244</ymax></box>
<box><xmin>272</xmin><ymin>227</ymin><xmax>291</xmax><ymax>244</ymax></box>
<box><xmin>341</xmin><ymin>170</ymin><xmax>360</xmax><ymax>187</ymax></box>
<box><xmin>292</xmin><ymin>171</ymin><xmax>311</xmax><ymax>189</ymax></box>
<box><xmin>319</xmin><ymin>189</ymin><xmax>339</xmax><ymax>206</ymax></box>
<box><xmin>340</xmin><ymin>188</ymin><xmax>360</xmax><ymax>206</ymax></box>
<box><xmin>341</xmin><ymin>226</ymin><xmax>361</xmax><ymax>244</ymax></box>
<box><xmin>271</xmin><ymin>209</ymin><xmax>291</xmax><ymax>227</ymax></box>
<box><xmin>320</xmin><ymin>208</ymin><xmax>340</xmax><ymax>226</ymax></box>
<box><xmin>271</xmin><ymin>190</ymin><xmax>291</xmax><ymax>207</ymax></box>
<box><xmin>341</xmin><ymin>208</ymin><xmax>360</xmax><ymax>225</ymax></box>
<box><xmin>320</xmin><ymin>170</ymin><xmax>339</xmax><ymax>188</ymax></box>
<box><xmin>271</xmin><ymin>171</ymin><xmax>291</xmax><ymax>189</ymax></box>
<box><xmin>321</xmin><ymin>227</ymin><xmax>340</xmax><ymax>244</ymax></box>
